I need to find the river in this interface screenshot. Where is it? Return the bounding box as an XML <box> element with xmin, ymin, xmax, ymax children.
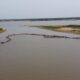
<box><xmin>0</xmin><ymin>21</ymin><xmax>80</xmax><ymax>80</ymax></box>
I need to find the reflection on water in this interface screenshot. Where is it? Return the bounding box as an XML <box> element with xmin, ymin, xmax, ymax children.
<box><xmin>0</xmin><ymin>21</ymin><xmax>80</xmax><ymax>80</ymax></box>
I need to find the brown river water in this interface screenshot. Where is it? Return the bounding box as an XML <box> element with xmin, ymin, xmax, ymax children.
<box><xmin>0</xmin><ymin>21</ymin><xmax>80</xmax><ymax>80</ymax></box>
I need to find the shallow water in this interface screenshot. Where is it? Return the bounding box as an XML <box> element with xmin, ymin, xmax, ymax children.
<box><xmin>0</xmin><ymin>21</ymin><xmax>80</xmax><ymax>80</ymax></box>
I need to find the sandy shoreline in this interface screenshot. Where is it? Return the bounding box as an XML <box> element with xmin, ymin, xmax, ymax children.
<box><xmin>32</xmin><ymin>25</ymin><xmax>80</xmax><ymax>34</ymax></box>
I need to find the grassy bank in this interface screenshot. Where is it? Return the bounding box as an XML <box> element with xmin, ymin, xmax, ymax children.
<box><xmin>0</xmin><ymin>27</ymin><xmax>6</xmax><ymax>33</ymax></box>
<box><xmin>31</xmin><ymin>25</ymin><xmax>80</xmax><ymax>34</ymax></box>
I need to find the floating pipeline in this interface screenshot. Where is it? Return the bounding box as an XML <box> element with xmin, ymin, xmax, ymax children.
<box><xmin>0</xmin><ymin>33</ymin><xmax>80</xmax><ymax>44</ymax></box>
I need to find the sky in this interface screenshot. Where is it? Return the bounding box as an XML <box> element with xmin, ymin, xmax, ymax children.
<box><xmin>0</xmin><ymin>0</ymin><xmax>80</xmax><ymax>19</ymax></box>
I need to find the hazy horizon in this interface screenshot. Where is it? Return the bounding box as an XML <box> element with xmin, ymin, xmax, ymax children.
<box><xmin>1</xmin><ymin>17</ymin><xmax>80</xmax><ymax>20</ymax></box>
<box><xmin>0</xmin><ymin>0</ymin><xmax>80</xmax><ymax>19</ymax></box>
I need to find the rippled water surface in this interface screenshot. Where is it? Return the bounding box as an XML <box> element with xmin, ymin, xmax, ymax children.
<box><xmin>0</xmin><ymin>21</ymin><xmax>80</xmax><ymax>80</ymax></box>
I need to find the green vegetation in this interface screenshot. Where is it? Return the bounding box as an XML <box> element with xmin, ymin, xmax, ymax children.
<box><xmin>0</xmin><ymin>27</ymin><xmax>6</xmax><ymax>33</ymax></box>
<box><xmin>1</xmin><ymin>17</ymin><xmax>80</xmax><ymax>22</ymax></box>
<box><xmin>63</xmin><ymin>25</ymin><xmax>80</xmax><ymax>28</ymax></box>
<box><xmin>32</xmin><ymin>26</ymin><xmax>62</xmax><ymax>30</ymax></box>
<box><xmin>31</xmin><ymin>25</ymin><xmax>80</xmax><ymax>34</ymax></box>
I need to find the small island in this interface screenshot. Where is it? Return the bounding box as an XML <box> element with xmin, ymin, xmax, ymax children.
<box><xmin>0</xmin><ymin>27</ymin><xmax>6</xmax><ymax>33</ymax></box>
<box><xmin>31</xmin><ymin>25</ymin><xmax>80</xmax><ymax>34</ymax></box>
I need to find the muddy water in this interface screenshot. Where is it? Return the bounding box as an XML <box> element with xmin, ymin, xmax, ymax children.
<box><xmin>0</xmin><ymin>21</ymin><xmax>80</xmax><ymax>80</ymax></box>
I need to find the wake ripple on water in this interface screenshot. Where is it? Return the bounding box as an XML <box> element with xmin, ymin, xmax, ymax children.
<box><xmin>0</xmin><ymin>33</ymin><xmax>80</xmax><ymax>44</ymax></box>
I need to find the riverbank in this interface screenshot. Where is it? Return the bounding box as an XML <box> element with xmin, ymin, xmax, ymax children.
<box><xmin>1</xmin><ymin>17</ymin><xmax>80</xmax><ymax>22</ymax></box>
<box><xmin>31</xmin><ymin>25</ymin><xmax>80</xmax><ymax>34</ymax></box>
<box><xmin>0</xmin><ymin>27</ymin><xmax>6</xmax><ymax>33</ymax></box>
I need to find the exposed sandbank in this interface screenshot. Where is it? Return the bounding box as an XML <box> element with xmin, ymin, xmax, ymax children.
<box><xmin>0</xmin><ymin>27</ymin><xmax>6</xmax><ymax>33</ymax></box>
<box><xmin>31</xmin><ymin>25</ymin><xmax>80</xmax><ymax>34</ymax></box>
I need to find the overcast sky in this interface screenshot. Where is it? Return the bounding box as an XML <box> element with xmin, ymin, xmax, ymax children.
<box><xmin>0</xmin><ymin>0</ymin><xmax>80</xmax><ymax>19</ymax></box>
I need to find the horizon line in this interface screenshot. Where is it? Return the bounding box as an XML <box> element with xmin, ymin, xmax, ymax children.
<box><xmin>1</xmin><ymin>17</ymin><xmax>80</xmax><ymax>21</ymax></box>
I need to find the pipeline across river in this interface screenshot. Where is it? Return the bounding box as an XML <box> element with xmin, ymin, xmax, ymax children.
<box><xmin>0</xmin><ymin>33</ymin><xmax>80</xmax><ymax>44</ymax></box>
